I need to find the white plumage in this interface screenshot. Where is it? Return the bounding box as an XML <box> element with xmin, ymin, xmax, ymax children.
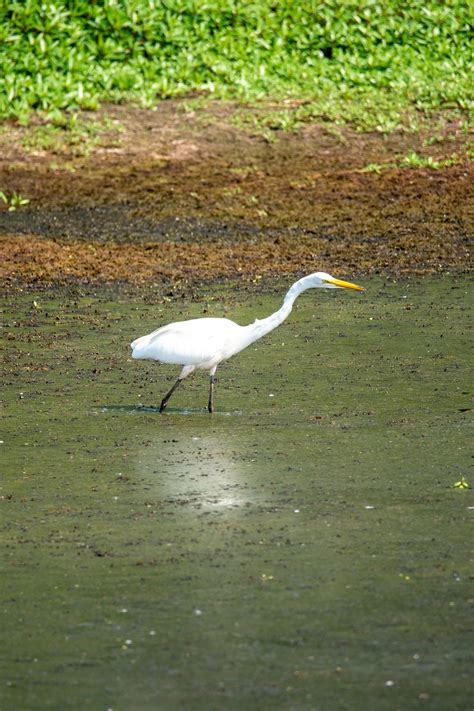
<box><xmin>131</xmin><ymin>271</ymin><xmax>364</xmax><ymax>412</ymax></box>
<box><xmin>131</xmin><ymin>318</ymin><xmax>242</xmax><ymax>367</ymax></box>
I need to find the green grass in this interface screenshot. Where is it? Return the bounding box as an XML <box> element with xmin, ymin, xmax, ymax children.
<box><xmin>0</xmin><ymin>0</ymin><xmax>472</xmax><ymax>130</ymax></box>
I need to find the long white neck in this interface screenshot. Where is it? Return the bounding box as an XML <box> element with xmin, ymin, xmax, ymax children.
<box><xmin>238</xmin><ymin>275</ymin><xmax>316</xmax><ymax>350</ymax></box>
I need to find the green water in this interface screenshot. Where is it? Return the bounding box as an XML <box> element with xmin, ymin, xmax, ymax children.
<box><xmin>1</xmin><ymin>277</ymin><xmax>472</xmax><ymax>710</ymax></box>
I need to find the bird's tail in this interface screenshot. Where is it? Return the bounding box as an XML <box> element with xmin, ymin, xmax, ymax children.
<box><xmin>130</xmin><ymin>335</ymin><xmax>151</xmax><ymax>359</ymax></box>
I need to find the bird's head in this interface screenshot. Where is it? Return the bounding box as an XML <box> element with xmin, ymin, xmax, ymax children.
<box><xmin>311</xmin><ymin>272</ymin><xmax>365</xmax><ymax>291</ymax></box>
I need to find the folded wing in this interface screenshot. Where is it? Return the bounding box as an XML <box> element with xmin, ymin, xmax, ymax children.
<box><xmin>131</xmin><ymin>317</ymin><xmax>240</xmax><ymax>365</ymax></box>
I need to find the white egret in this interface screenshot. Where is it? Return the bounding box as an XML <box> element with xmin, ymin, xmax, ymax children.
<box><xmin>131</xmin><ymin>272</ymin><xmax>364</xmax><ymax>412</ymax></box>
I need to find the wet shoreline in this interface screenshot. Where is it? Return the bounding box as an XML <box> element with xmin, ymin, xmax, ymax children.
<box><xmin>1</xmin><ymin>104</ymin><xmax>472</xmax><ymax>287</ymax></box>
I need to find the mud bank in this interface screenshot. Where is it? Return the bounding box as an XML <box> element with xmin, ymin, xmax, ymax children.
<box><xmin>0</xmin><ymin>102</ymin><xmax>472</xmax><ymax>286</ymax></box>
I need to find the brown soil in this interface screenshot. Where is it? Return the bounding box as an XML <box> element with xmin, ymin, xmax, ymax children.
<box><xmin>0</xmin><ymin>101</ymin><xmax>472</xmax><ymax>288</ymax></box>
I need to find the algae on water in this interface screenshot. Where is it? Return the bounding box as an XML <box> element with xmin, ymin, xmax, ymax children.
<box><xmin>1</xmin><ymin>277</ymin><xmax>472</xmax><ymax>709</ymax></box>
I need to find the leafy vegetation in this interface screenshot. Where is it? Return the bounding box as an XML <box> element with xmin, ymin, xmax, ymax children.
<box><xmin>0</xmin><ymin>190</ymin><xmax>30</xmax><ymax>211</ymax></box>
<box><xmin>399</xmin><ymin>150</ymin><xmax>458</xmax><ymax>169</ymax></box>
<box><xmin>21</xmin><ymin>114</ymin><xmax>123</xmax><ymax>156</ymax></box>
<box><xmin>0</xmin><ymin>0</ymin><xmax>472</xmax><ymax>130</ymax></box>
<box><xmin>361</xmin><ymin>148</ymin><xmax>471</xmax><ymax>173</ymax></box>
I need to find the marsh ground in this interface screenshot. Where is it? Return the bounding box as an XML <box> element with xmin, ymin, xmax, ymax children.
<box><xmin>0</xmin><ymin>102</ymin><xmax>472</xmax><ymax>288</ymax></box>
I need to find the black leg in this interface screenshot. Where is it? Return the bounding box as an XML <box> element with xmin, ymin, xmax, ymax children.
<box><xmin>208</xmin><ymin>374</ymin><xmax>215</xmax><ymax>413</ymax></box>
<box><xmin>160</xmin><ymin>378</ymin><xmax>182</xmax><ymax>412</ymax></box>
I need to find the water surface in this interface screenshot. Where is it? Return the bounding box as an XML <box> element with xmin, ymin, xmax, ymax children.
<box><xmin>1</xmin><ymin>277</ymin><xmax>472</xmax><ymax>709</ymax></box>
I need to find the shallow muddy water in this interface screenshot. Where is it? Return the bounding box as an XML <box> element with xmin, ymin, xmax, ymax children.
<box><xmin>1</xmin><ymin>277</ymin><xmax>472</xmax><ymax>710</ymax></box>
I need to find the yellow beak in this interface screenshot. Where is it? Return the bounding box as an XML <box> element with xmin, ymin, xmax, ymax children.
<box><xmin>323</xmin><ymin>276</ymin><xmax>365</xmax><ymax>291</ymax></box>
